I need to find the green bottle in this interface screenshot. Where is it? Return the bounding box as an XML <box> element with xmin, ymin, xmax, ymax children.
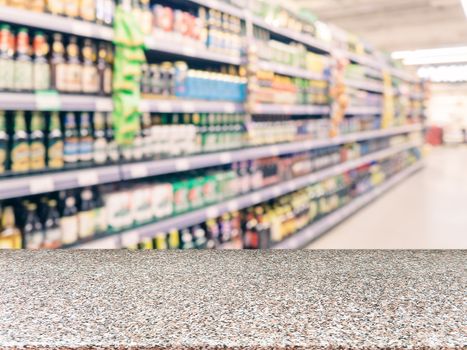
<box><xmin>11</xmin><ymin>111</ymin><xmax>30</xmax><ymax>173</ymax></box>
<box><xmin>0</xmin><ymin>111</ymin><xmax>8</xmax><ymax>174</ymax></box>
<box><xmin>47</xmin><ymin>112</ymin><xmax>64</xmax><ymax>169</ymax></box>
<box><xmin>29</xmin><ymin>111</ymin><xmax>46</xmax><ymax>170</ymax></box>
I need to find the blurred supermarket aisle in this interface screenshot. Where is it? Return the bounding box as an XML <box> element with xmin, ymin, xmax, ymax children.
<box><xmin>307</xmin><ymin>146</ymin><xmax>467</xmax><ymax>249</ymax></box>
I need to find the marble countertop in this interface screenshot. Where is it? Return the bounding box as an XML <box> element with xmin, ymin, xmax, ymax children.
<box><xmin>0</xmin><ymin>250</ymin><xmax>465</xmax><ymax>350</ymax></box>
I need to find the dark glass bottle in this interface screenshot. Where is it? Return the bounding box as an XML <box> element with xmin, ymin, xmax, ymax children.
<box><xmin>13</xmin><ymin>28</ymin><xmax>33</xmax><ymax>92</ymax></box>
<box><xmin>50</xmin><ymin>33</ymin><xmax>67</xmax><ymax>92</ymax></box>
<box><xmin>78</xmin><ymin>112</ymin><xmax>93</xmax><ymax>164</ymax></box>
<box><xmin>47</xmin><ymin>112</ymin><xmax>64</xmax><ymax>169</ymax></box>
<box><xmin>32</xmin><ymin>31</ymin><xmax>51</xmax><ymax>91</ymax></box>
<box><xmin>23</xmin><ymin>203</ymin><xmax>44</xmax><ymax>249</ymax></box>
<box><xmin>11</xmin><ymin>111</ymin><xmax>30</xmax><ymax>173</ymax></box>
<box><xmin>60</xmin><ymin>191</ymin><xmax>79</xmax><ymax>245</ymax></box>
<box><xmin>63</xmin><ymin>112</ymin><xmax>79</xmax><ymax>166</ymax></box>
<box><xmin>29</xmin><ymin>111</ymin><xmax>46</xmax><ymax>171</ymax></box>
<box><xmin>43</xmin><ymin>199</ymin><xmax>62</xmax><ymax>248</ymax></box>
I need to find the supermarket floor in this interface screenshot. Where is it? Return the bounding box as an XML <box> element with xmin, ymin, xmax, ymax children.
<box><xmin>307</xmin><ymin>146</ymin><xmax>467</xmax><ymax>249</ymax></box>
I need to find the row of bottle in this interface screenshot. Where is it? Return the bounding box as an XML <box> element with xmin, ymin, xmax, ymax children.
<box><xmin>147</xmin><ymin>4</ymin><xmax>243</xmax><ymax>57</ymax></box>
<box><xmin>0</xmin><ymin>148</ymin><xmax>420</xmax><ymax>249</ymax></box>
<box><xmin>125</xmin><ymin>149</ymin><xmax>421</xmax><ymax>250</ymax></box>
<box><xmin>0</xmin><ymin>25</ymin><xmax>113</xmax><ymax>94</ymax></box>
<box><xmin>1</xmin><ymin>0</ymin><xmax>114</xmax><ymax>25</ymax></box>
<box><xmin>0</xmin><ymin>111</ymin><xmax>117</xmax><ymax>174</ymax></box>
<box><xmin>251</xmin><ymin>71</ymin><xmax>329</xmax><ymax>106</ymax></box>
<box><xmin>142</xmin><ymin>62</ymin><xmax>247</xmax><ymax>102</ymax></box>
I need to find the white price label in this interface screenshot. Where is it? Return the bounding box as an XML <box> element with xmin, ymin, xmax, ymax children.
<box><xmin>224</xmin><ymin>103</ymin><xmax>236</xmax><ymax>114</ymax></box>
<box><xmin>121</xmin><ymin>230</ymin><xmax>141</xmax><ymax>248</ymax></box>
<box><xmin>272</xmin><ymin>186</ymin><xmax>281</xmax><ymax>196</ymax></box>
<box><xmin>181</xmin><ymin>102</ymin><xmax>195</xmax><ymax>113</ymax></box>
<box><xmin>35</xmin><ymin>93</ymin><xmax>61</xmax><ymax>111</ymax></box>
<box><xmin>206</xmin><ymin>207</ymin><xmax>220</xmax><ymax>219</ymax></box>
<box><xmin>219</xmin><ymin>152</ymin><xmax>232</xmax><ymax>164</ymax></box>
<box><xmin>227</xmin><ymin>200</ymin><xmax>239</xmax><ymax>212</ymax></box>
<box><xmin>158</xmin><ymin>101</ymin><xmax>173</xmax><ymax>113</ymax></box>
<box><xmin>287</xmin><ymin>182</ymin><xmax>295</xmax><ymax>192</ymax></box>
<box><xmin>30</xmin><ymin>177</ymin><xmax>54</xmax><ymax>194</ymax></box>
<box><xmin>250</xmin><ymin>193</ymin><xmax>262</xmax><ymax>203</ymax></box>
<box><xmin>71</xmin><ymin>21</ymin><xmax>93</xmax><ymax>37</ymax></box>
<box><xmin>139</xmin><ymin>100</ymin><xmax>150</xmax><ymax>112</ymax></box>
<box><xmin>254</xmin><ymin>104</ymin><xmax>264</xmax><ymax>114</ymax></box>
<box><xmin>175</xmin><ymin>158</ymin><xmax>190</xmax><ymax>172</ymax></box>
<box><xmin>282</xmin><ymin>105</ymin><xmax>292</xmax><ymax>114</ymax></box>
<box><xmin>182</xmin><ymin>46</ymin><xmax>196</xmax><ymax>56</ymax></box>
<box><xmin>269</xmin><ymin>145</ymin><xmax>279</xmax><ymax>156</ymax></box>
<box><xmin>77</xmin><ymin>171</ymin><xmax>99</xmax><ymax>187</ymax></box>
<box><xmin>130</xmin><ymin>165</ymin><xmax>149</xmax><ymax>179</ymax></box>
<box><xmin>95</xmin><ymin>98</ymin><xmax>113</xmax><ymax>111</ymax></box>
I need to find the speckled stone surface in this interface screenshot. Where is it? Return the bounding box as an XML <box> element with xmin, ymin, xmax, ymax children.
<box><xmin>0</xmin><ymin>251</ymin><xmax>465</xmax><ymax>350</ymax></box>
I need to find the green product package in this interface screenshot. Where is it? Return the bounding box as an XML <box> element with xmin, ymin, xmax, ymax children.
<box><xmin>173</xmin><ymin>180</ymin><xmax>189</xmax><ymax>214</ymax></box>
<box><xmin>113</xmin><ymin>6</ymin><xmax>145</xmax><ymax>48</ymax></box>
<box><xmin>188</xmin><ymin>177</ymin><xmax>204</xmax><ymax>210</ymax></box>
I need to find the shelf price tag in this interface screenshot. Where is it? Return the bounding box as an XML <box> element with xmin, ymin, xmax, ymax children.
<box><xmin>227</xmin><ymin>200</ymin><xmax>239</xmax><ymax>212</ymax></box>
<box><xmin>77</xmin><ymin>171</ymin><xmax>99</xmax><ymax>187</ymax></box>
<box><xmin>158</xmin><ymin>101</ymin><xmax>173</xmax><ymax>113</ymax></box>
<box><xmin>250</xmin><ymin>193</ymin><xmax>262</xmax><ymax>204</ymax></box>
<box><xmin>181</xmin><ymin>102</ymin><xmax>195</xmax><ymax>113</ymax></box>
<box><xmin>182</xmin><ymin>46</ymin><xmax>196</xmax><ymax>57</ymax></box>
<box><xmin>30</xmin><ymin>177</ymin><xmax>54</xmax><ymax>194</ymax></box>
<box><xmin>95</xmin><ymin>98</ymin><xmax>113</xmax><ymax>111</ymax></box>
<box><xmin>139</xmin><ymin>100</ymin><xmax>150</xmax><ymax>112</ymax></box>
<box><xmin>219</xmin><ymin>152</ymin><xmax>232</xmax><ymax>164</ymax></box>
<box><xmin>121</xmin><ymin>230</ymin><xmax>141</xmax><ymax>248</ymax></box>
<box><xmin>35</xmin><ymin>91</ymin><xmax>61</xmax><ymax>111</ymax></box>
<box><xmin>71</xmin><ymin>21</ymin><xmax>94</xmax><ymax>37</ymax></box>
<box><xmin>129</xmin><ymin>164</ymin><xmax>149</xmax><ymax>179</ymax></box>
<box><xmin>206</xmin><ymin>207</ymin><xmax>220</xmax><ymax>219</ymax></box>
<box><xmin>175</xmin><ymin>158</ymin><xmax>190</xmax><ymax>172</ymax></box>
<box><xmin>223</xmin><ymin>103</ymin><xmax>236</xmax><ymax>114</ymax></box>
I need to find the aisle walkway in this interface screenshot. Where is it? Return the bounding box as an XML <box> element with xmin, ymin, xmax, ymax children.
<box><xmin>307</xmin><ymin>146</ymin><xmax>467</xmax><ymax>249</ymax></box>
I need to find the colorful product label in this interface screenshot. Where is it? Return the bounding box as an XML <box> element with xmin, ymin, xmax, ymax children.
<box><xmin>29</xmin><ymin>140</ymin><xmax>46</xmax><ymax>170</ymax></box>
<box><xmin>48</xmin><ymin>139</ymin><xmax>64</xmax><ymax>169</ymax></box>
<box><xmin>11</xmin><ymin>141</ymin><xmax>30</xmax><ymax>172</ymax></box>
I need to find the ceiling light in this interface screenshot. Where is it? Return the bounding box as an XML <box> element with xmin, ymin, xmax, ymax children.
<box><xmin>417</xmin><ymin>65</ymin><xmax>467</xmax><ymax>82</ymax></box>
<box><xmin>392</xmin><ymin>47</ymin><xmax>467</xmax><ymax>65</ymax></box>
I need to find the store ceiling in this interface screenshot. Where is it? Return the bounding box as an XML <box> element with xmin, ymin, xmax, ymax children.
<box><xmin>295</xmin><ymin>0</ymin><xmax>467</xmax><ymax>52</ymax></box>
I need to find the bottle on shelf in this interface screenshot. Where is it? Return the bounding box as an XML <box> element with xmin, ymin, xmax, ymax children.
<box><xmin>97</xmin><ymin>42</ymin><xmax>112</xmax><ymax>96</ymax></box>
<box><xmin>80</xmin><ymin>0</ymin><xmax>96</xmax><ymax>22</ymax></box>
<box><xmin>29</xmin><ymin>111</ymin><xmax>46</xmax><ymax>170</ymax></box>
<box><xmin>65</xmin><ymin>36</ymin><xmax>82</xmax><ymax>93</ymax></box>
<box><xmin>47</xmin><ymin>111</ymin><xmax>64</xmax><ymax>169</ymax></box>
<box><xmin>14</xmin><ymin>28</ymin><xmax>33</xmax><ymax>92</ymax></box>
<box><xmin>50</xmin><ymin>33</ymin><xmax>67</xmax><ymax>92</ymax></box>
<box><xmin>11</xmin><ymin>111</ymin><xmax>30</xmax><ymax>173</ymax></box>
<box><xmin>23</xmin><ymin>202</ymin><xmax>43</xmax><ymax>249</ymax></box>
<box><xmin>93</xmin><ymin>187</ymin><xmax>107</xmax><ymax>233</ymax></box>
<box><xmin>0</xmin><ymin>24</ymin><xmax>14</xmax><ymax>92</ymax></box>
<box><xmin>93</xmin><ymin>112</ymin><xmax>108</xmax><ymax>165</ymax></box>
<box><xmin>63</xmin><ymin>112</ymin><xmax>79</xmax><ymax>166</ymax></box>
<box><xmin>78</xmin><ymin>187</ymin><xmax>95</xmax><ymax>239</ymax></box>
<box><xmin>104</xmin><ymin>112</ymin><xmax>119</xmax><ymax>162</ymax></box>
<box><xmin>59</xmin><ymin>190</ymin><xmax>79</xmax><ymax>245</ymax></box>
<box><xmin>78</xmin><ymin>112</ymin><xmax>93</xmax><ymax>164</ymax></box>
<box><xmin>42</xmin><ymin>199</ymin><xmax>61</xmax><ymax>248</ymax></box>
<box><xmin>32</xmin><ymin>31</ymin><xmax>51</xmax><ymax>91</ymax></box>
<box><xmin>0</xmin><ymin>111</ymin><xmax>8</xmax><ymax>174</ymax></box>
<box><xmin>0</xmin><ymin>206</ymin><xmax>22</xmax><ymax>249</ymax></box>
<box><xmin>47</xmin><ymin>0</ymin><xmax>65</xmax><ymax>16</ymax></box>
<box><xmin>82</xmin><ymin>39</ymin><xmax>98</xmax><ymax>94</ymax></box>
<box><xmin>64</xmin><ymin>0</ymin><xmax>80</xmax><ymax>18</ymax></box>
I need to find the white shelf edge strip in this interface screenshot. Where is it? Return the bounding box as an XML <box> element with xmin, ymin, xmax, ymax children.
<box><xmin>258</xmin><ymin>61</ymin><xmax>326</xmax><ymax>80</ymax></box>
<box><xmin>74</xmin><ymin>141</ymin><xmax>421</xmax><ymax>249</ymax></box>
<box><xmin>272</xmin><ymin>160</ymin><xmax>424</xmax><ymax>249</ymax></box>
<box><xmin>0</xmin><ymin>5</ymin><xmax>113</xmax><ymax>41</ymax></box>
<box><xmin>145</xmin><ymin>37</ymin><xmax>242</xmax><ymax>65</ymax></box>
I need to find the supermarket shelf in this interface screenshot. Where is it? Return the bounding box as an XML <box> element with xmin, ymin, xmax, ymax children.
<box><xmin>346</xmin><ymin>106</ymin><xmax>382</xmax><ymax>115</ymax></box>
<box><xmin>0</xmin><ymin>124</ymin><xmax>421</xmax><ymax>200</ymax></box>
<box><xmin>410</xmin><ymin>93</ymin><xmax>424</xmax><ymax>101</ymax></box>
<box><xmin>145</xmin><ymin>37</ymin><xmax>243</xmax><ymax>65</ymax></box>
<box><xmin>0</xmin><ymin>5</ymin><xmax>113</xmax><ymax>41</ymax></box>
<box><xmin>187</xmin><ymin>0</ymin><xmax>245</xmax><ymax>19</ymax></box>
<box><xmin>121</xmin><ymin>124</ymin><xmax>423</xmax><ymax>181</ymax></box>
<box><xmin>250</xmin><ymin>16</ymin><xmax>331</xmax><ymax>54</ymax></box>
<box><xmin>273</xmin><ymin>160</ymin><xmax>424</xmax><ymax>249</ymax></box>
<box><xmin>139</xmin><ymin>99</ymin><xmax>245</xmax><ymax>113</ymax></box>
<box><xmin>390</xmin><ymin>67</ymin><xmax>418</xmax><ymax>84</ymax></box>
<box><xmin>74</xmin><ymin>141</ymin><xmax>421</xmax><ymax>249</ymax></box>
<box><xmin>258</xmin><ymin>61</ymin><xmax>326</xmax><ymax>81</ymax></box>
<box><xmin>346</xmin><ymin>79</ymin><xmax>384</xmax><ymax>93</ymax></box>
<box><xmin>0</xmin><ymin>166</ymin><xmax>120</xmax><ymax>201</ymax></box>
<box><xmin>0</xmin><ymin>93</ymin><xmax>113</xmax><ymax>112</ymax></box>
<box><xmin>251</xmin><ymin>103</ymin><xmax>330</xmax><ymax>115</ymax></box>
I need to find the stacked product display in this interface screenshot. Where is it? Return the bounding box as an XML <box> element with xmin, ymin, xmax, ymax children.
<box><xmin>0</xmin><ymin>0</ymin><xmax>425</xmax><ymax>249</ymax></box>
